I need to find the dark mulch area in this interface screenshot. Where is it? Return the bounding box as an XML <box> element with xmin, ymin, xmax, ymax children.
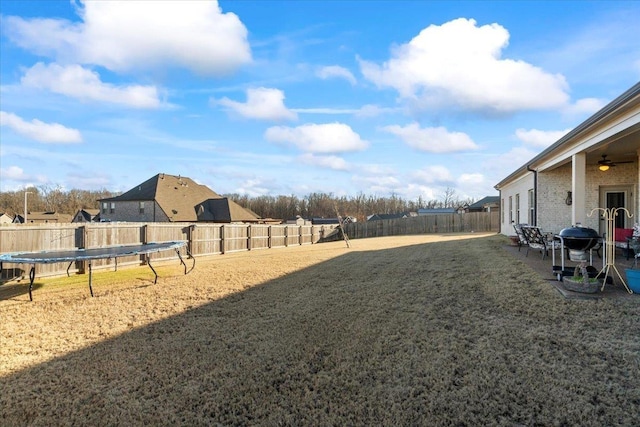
<box><xmin>502</xmin><ymin>242</ymin><xmax>637</xmax><ymax>300</ymax></box>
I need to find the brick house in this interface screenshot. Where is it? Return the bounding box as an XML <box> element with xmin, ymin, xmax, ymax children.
<box><xmin>495</xmin><ymin>82</ymin><xmax>640</xmax><ymax>236</ymax></box>
<box><xmin>98</xmin><ymin>173</ymin><xmax>261</xmax><ymax>223</ymax></box>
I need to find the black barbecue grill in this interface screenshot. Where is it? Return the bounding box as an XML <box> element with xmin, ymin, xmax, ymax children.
<box><xmin>552</xmin><ymin>226</ymin><xmax>602</xmax><ymax>280</ymax></box>
<box><xmin>558</xmin><ymin>226</ymin><xmax>601</xmax><ymax>251</ymax></box>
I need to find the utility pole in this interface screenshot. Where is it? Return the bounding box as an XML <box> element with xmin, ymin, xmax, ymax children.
<box><xmin>24</xmin><ymin>191</ymin><xmax>32</xmax><ymax>224</ymax></box>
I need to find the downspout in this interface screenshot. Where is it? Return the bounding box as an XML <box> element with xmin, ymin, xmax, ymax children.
<box><xmin>527</xmin><ymin>165</ymin><xmax>537</xmax><ymax>226</ymax></box>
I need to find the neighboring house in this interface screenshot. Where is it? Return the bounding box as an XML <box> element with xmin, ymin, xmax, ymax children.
<box><xmin>0</xmin><ymin>213</ymin><xmax>14</xmax><ymax>225</ymax></box>
<box><xmin>467</xmin><ymin>196</ymin><xmax>500</xmax><ymax>213</ymax></box>
<box><xmin>285</xmin><ymin>216</ymin><xmax>312</xmax><ymax>226</ymax></box>
<box><xmin>367</xmin><ymin>212</ymin><xmax>410</xmax><ymax>221</ymax></box>
<box><xmin>72</xmin><ymin>208</ymin><xmax>100</xmax><ymax>223</ymax></box>
<box><xmin>98</xmin><ymin>173</ymin><xmax>261</xmax><ymax>223</ymax></box>
<box><xmin>311</xmin><ymin>217</ymin><xmax>340</xmax><ymax>225</ymax></box>
<box><xmin>13</xmin><ymin>211</ymin><xmax>72</xmax><ymax>224</ymax></box>
<box><xmin>495</xmin><ymin>82</ymin><xmax>640</xmax><ymax>236</ymax></box>
<box><xmin>417</xmin><ymin>208</ymin><xmax>457</xmax><ymax>215</ymax></box>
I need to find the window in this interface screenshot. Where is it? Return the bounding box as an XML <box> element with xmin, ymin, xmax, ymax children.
<box><xmin>515</xmin><ymin>193</ymin><xmax>520</xmax><ymax>224</ymax></box>
<box><xmin>139</xmin><ymin>201</ymin><xmax>145</xmax><ymax>214</ymax></box>
<box><xmin>528</xmin><ymin>189</ymin><xmax>535</xmax><ymax>225</ymax></box>
<box><xmin>102</xmin><ymin>202</ymin><xmax>108</xmax><ymax>214</ymax></box>
<box><xmin>501</xmin><ymin>198</ymin><xmax>505</xmax><ymax>223</ymax></box>
<box><xmin>509</xmin><ymin>196</ymin><xmax>513</xmax><ymax>224</ymax></box>
<box><xmin>110</xmin><ymin>202</ymin><xmax>115</xmax><ymax>214</ymax></box>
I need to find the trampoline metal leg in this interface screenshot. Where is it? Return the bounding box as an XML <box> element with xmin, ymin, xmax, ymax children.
<box><xmin>175</xmin><ymin>248</ymin><xmax>195</xmax><ymax>275</ymax></box>
<box><xmin>88</xmin><ymin>262</ymin><xmax>94</xmax><ymax>297</ymax></box>
<box><xmin>147</xmin><ymin>256</ymin><xmax>158</xmax><ymax>285</ymax></box>
<box><xmin>148</xmin><ymin>260</ymin><xmax>158</xmax><ymax>284</ymax></box>
<box><xmin>28</xmin><ymin>265</ymin><xmax>35</xmax><ymax>301</ymax></box>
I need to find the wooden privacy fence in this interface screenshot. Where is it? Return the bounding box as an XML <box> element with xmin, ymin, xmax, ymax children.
<box><xmin>344</xmin><ymin>211</ymin><xmax>500</xmax><ymax>239</ymax></box>
<box><xmin>0</xmin><ymin>222</ymin><xmax>337</xmax><ymax>281</ymax></box>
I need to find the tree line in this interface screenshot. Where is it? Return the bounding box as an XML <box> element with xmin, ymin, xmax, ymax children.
<box><xmin>0</xmin><ymin>185</ymin><xmax>471</xmax><ymax>222</ymax></box>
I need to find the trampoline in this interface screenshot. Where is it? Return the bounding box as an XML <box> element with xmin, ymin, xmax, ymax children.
<box><xmin>0</xmin><ymin>241</ymin><xmax>195</xmax><ymax>301</ymax></box>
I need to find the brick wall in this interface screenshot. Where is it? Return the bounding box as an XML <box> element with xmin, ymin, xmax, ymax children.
<box><xmin>101</xmin><ymin>201</ymin><xmax>170</xmax><ymax>222</ymax></box>
<box><xmin>538</xmin><ymin>164</ymin><xmax>573</xmax><ymax>233</ymax></box>
<box><xmin>499</xmin><ymin>162</ymin><xmax>638</xmax><ymax>236</ymax></box>
<box><xmin>538</xmin><ymin>162</ymin><xmax>637</xmax><ymax>234</ymax></box>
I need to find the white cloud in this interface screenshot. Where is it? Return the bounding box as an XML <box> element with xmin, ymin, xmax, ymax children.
<box><xmin>298</xmin><ymin>153</ymin><xmax>349</xmax><ymax>171</ymax></box>
<box><xmin>292</xmin><ymin>107</ymin><xmax>360</xmax><ymax>115</ymax></box>
<box><xmin>265</xmin><ymin>122</ymin><xmax>369</xmax><ymax>153</ymax></box>
<box><xmin>492</xmin><ymin>146</ymin><xmax>539</xmax><ymax>174</ymax></box>
<box><xmin>0</xmin><ymin>111</ymin><xmax>82</xmax><ymax>143</ymax></box>
<box><xmin>563</xmin><ymin>97</ymin><xmax>607</xmax><ymax>117</ymax></box>
<box><xmin>21</xmin><ymin>63</ymin><xmax>162</xmax><ymax>108</ymax></box>
<box><xmin>0</xmin><ymin>165</ymin><xmax>49</xmax><ymax>190</ymax></box>
<box><xmin>352</xmin><ymin>174</ymin><xmax>402</xmax><ymax>194</ymax></box>
<box><xmin>412</xmin><ymin>165</ymin><xmax>455</xmax><ymax>184</ymax></box>
<box><xmin>355</xmin><ymin>104</ymin><xmax>400</xmax><ymax>118</ymax></box>
<box><xmin>359</xmin><ymin>18</ymin><xmax>569</xmax><ymax>113</ymax></box>
<box><xmin>515</xmin><ymin>128</ymin><xmax>571</xmax><ymax>148</ymax></box>
<box><xmin>316</xmin><ymin>65</ymin><xmax>357</xmax><ymax>85</ymax></box>
<box><xmin>291</xmin><ymin>104</ymin><xmax>398</xmax><ymax>117</ymax></box>
<box><xmin>457</xmin><ymin>173</ymin><xmax>485</xmax><ymax>187</ymax></box>
<box><xmin>4</xmin><ymin>0</ymin><xmax>251</xmax><ymax>76</ymax></box>
<box><xmin>0</xmin><ymin>165</ymin><xmax>29</xmax><ymax>180</ymax></box>
<box><xmin>382</xmin><ymin>122</ymin><xmax>479</xmax><ymax>153</ymax></box>
<box><xmin>217</xmin><ymin>88</ymin><xmax>297</xmax><ymax>121</ymax></box>
<box><xmin>235</xmin><ymin>178</ymin><xmax>273</xmax><ymax>197</ymax></box>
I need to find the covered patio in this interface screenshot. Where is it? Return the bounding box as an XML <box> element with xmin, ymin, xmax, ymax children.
<box><xmin>497</xmin><ymin>82</ymin><xmax>640</xmax><ymax>238</ymax></box>
<box><xmin>502</xmin><ymin>238</ymin><xmax>638</xmax><ymax>300</ymax></box>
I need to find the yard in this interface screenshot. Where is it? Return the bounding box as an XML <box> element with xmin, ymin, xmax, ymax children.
<box><xmin>1</xmin><ymin>233</ymin><xmax>639</xmax><ymax>426</ymax></box>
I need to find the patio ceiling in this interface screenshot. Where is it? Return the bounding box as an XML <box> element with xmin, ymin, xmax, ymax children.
<box><xmin>586</xmin><ymin>122</ymin><xmax>640</xmax><ymax>165</ymax></box>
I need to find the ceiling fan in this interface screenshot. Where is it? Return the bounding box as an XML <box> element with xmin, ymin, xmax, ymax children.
<box><xmin>597</xmin><ymin>154</ymin><xmax>634</xmax><ymax>171</ymax></box>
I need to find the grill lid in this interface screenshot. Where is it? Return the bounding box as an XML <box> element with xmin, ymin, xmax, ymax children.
<box><xmin>559</xmin><ymin>226</ymin><xmax>599</xmax><ymax>239</ymax></box>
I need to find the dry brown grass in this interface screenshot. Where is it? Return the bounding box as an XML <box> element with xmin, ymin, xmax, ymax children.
<box><xmin>1</xmin><ymin>233</ymin><xmax>639</xmax><ymax>426</ymax></box>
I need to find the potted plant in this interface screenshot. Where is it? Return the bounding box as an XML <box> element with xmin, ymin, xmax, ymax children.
<box><xmin>563</xmin><ymin>261</ymin><xmax>601</xmax><ymax>293</ymax></box>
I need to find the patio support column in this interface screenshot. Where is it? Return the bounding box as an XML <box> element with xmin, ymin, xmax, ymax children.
<box><xmin>572</xmin><ymin>153</ymin><xmax>587</xmax><ymax>226</ymax></box>
<box><xmin>637</xmin><ymin>148</ymin><xmax>640</xmax><ymax>219</ymax></box>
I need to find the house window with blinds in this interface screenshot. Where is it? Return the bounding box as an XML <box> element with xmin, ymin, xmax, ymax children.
<box><xmin>509</xmin><ymin>196</ymin><xmax>513</xmax><ymax>224</ymax></box>
<box><xmin>139</xmin><ymin>201</ymin><xmax>145</xmax><ymax>214</ymax></box>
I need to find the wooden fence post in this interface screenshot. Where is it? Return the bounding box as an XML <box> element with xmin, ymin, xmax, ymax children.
<box><xmin>247</xmin><ymin>224</ymin><xmax>252</xmax><ymax>251</ymax></box>
<box><xmin>221</xmin><ymin>224</ymin><xmax>225</xmax><ymax>254</ymax></box>
<box><xmin>77</xmin><ymin>225</ymin><xmax>87</xmax><ymax>274</ymax></box>
<box><xmin>141</xmin><ymin>224</ymin><xmax>148</xmax><ymax>265</ymax></box>
<box><xmin>187</xmin><ymin>224</ymin><xmax>196</xmax><ymax>257</ymax></box>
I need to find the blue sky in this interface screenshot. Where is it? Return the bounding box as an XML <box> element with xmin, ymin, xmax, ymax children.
<box><xmin>1</xmin><ymin>1</ymin><xmax>639</xmax><ymax>202</ymax></box>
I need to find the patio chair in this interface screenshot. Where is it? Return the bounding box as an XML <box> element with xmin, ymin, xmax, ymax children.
<box><xmin>520</xmin><ymin>225</ymin><xmax>559</xmax><ymax>260</ymax></box>
<box><xmin>512</xmin><ymin>223</ymin><xmax>529</xmax><ymax>251</ymax></box>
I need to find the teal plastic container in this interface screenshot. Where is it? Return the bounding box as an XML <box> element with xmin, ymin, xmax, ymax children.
<box><xmin>624</xmin><ymin>269</ymin><xmax>640</xmax><ymax>293</ymax></box>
